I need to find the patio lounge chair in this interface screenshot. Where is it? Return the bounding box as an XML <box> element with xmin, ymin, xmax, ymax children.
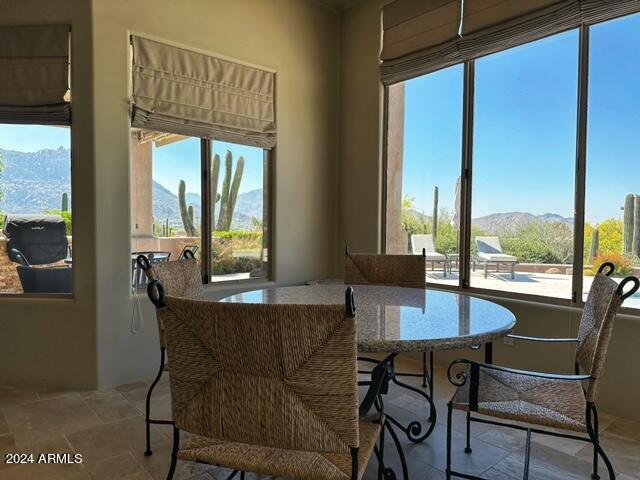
<box><xmin>473</xmin><ymin>236</ymin><xmax>518</xmax><ymax>279</ymax></box>
<box><xmin>411</xmin><ymin>234</ymin><xmax>449</xmax><ymax>277</ymax></box>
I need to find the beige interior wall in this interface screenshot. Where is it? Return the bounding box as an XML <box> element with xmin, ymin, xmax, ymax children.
<box><xmin>339</xmin><ymin>0</ymin><xmax>640</xmax><ymax>421</ymax></box>
<box><xmin>92</xmin><ymin>0</ymin><xmax>341</xmax><ymax>387</ymax></box>
<box><xmin>0</xmin><ymin>0</ymin><xmax>98</xmax><ymax>389</ymax></box>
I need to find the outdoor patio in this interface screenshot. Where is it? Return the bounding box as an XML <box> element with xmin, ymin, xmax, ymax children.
<box><xmin>428</xmin><ymin>269</ymin><xmax>640</xmax><ymax>310</ymax></box>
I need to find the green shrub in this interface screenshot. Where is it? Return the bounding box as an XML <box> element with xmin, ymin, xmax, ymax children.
<box><xmin>212</xmin><ymin>233</ymin><xmax>263</xmax><ymax>275</ymax></box>
<box><xmin>213</xmin><ymin>230</ymin><xmax>262</xmax><ymax>241</ymax></box>
<box><xmin>499</xmin><ymin>221</ymin><xmax>573</xmax><ymax>264</ymax></box>
<box><xmin>45</xmin><ymin>209</ymin><xmax>72</xmax><ymax>235</ymax></box>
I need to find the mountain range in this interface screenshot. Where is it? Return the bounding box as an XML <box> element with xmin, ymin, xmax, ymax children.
<box><xmin>406</xmin><ymin>208</ymin><xmax>573</xmax><ymax>234</ymax></box>
<box><xmin>0</xmin><ymin>147</ymin><xmax>262</xmax><ymax>231</ymax></box>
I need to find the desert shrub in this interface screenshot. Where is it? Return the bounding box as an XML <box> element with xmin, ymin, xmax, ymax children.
<box><xmin>589</xmin><ymin>251</ymin><xmax>634</xmax><ymax>277</ymax></box>
<box><xmin>500</xmin><ymin>221</ymin><xmax>573</xmax><ymax>264</ymax></box>
<box><xmin>45</xmin><ymin>209</ymin><xmax>72</xmax><ymax>235</ymax></box>
<box><xmin>0</xmin><ymin>213</ymin><xmax>5</xmax><ymax>231</ymax></box>
<box><xmin>212</xmin><ymin>233</ymin><xmax>263</xmax><ymax>275</ymax></box>
<box><xmin>213</xmin><ymin>230</ymin><xmax>262</xmax><ymax>241</ymax></box>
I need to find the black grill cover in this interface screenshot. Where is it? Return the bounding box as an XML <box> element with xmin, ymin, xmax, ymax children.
<box><xmin>4</xmin><ymin>215</ymin><xmax>69</xmax><ymax>265</ymax></box>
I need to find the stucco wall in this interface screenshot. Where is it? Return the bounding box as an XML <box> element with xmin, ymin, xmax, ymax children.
<box><xmin>0</xmin><ymin>0</ymin><xmax>98</xmax><ymax>390</ymax></box>
<box><xmin>92</xmin><ymin>0</ymin><xmax>341</xmax><ymax>387</ymax></box>
<box><xmin>338</xmin><ymin>0</ymin><xmax>640</xmax><ymax>421</ymax></box>
<box><xmin>0</xmin><ymin>0</ymin><xmax>340</xmax><ymax>389</ymax></box>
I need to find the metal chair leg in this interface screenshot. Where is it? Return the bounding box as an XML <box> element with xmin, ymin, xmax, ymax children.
<box><xmin>587</xmin><ymin>404</ymin><xmax>614</xmax><ymax>480</ymax></box>
<box><xmin>166</xmin><ymin>425</ymin><xmax>179</xmax><ymax>480</ymax></box>
<box><xmin>446</xmin><ymin>403</ymin><xmax>453</xmax><ymax>480</ymax></box>
<box><xmin>465</xmin><ymin>411</ymin><xmax>472</xmax><ymax>453</ymax></box>
<box><xmin>422</xmin><ymin>351</ymin><xmax>428</xmax><ymax>388</ymax></box>
<box><xmin>145</xmin><ymin>347</ymin><xmax>166</xmax><ymax>456</ymax></box>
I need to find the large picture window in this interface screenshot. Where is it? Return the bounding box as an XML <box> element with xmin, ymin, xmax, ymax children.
<box><xmin>385</xmin><ymin>11</ymin><xmax>640</xmax><ymax>311</ymax></box>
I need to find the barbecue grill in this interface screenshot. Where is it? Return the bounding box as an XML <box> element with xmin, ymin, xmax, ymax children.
<box><xmin>3</xmin><ymin>214</ymin><xmax>72</xmax><ymax>293</ymax></box>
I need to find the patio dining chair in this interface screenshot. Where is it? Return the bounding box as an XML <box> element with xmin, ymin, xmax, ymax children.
<box><xmin>445</xmin><ymin>262</ymin><xmax>640</xmax><ymax>480</ymax></box>
<box><xmin>473</xmin><ymin>236</ymin><xmax>518</xmax><ymax>279</ymax></box>
<box><xmin>131</xmin><ymin>251</ymin><xmax>172</xmax><ymax>289</ymax></box>
<box><xmin>146</xmin><ymin>281</ymin><xmax>392</xmax><ymax>480</ymax></box>
<box><xmin>411</xmin><ymin>234</ymin><xmax>449</xmax><ymax>277</ymax></box>
<box><xmin>137</xmin><ymin>250</ymin><xmax>203</xmax><ymax>456</ymax></box>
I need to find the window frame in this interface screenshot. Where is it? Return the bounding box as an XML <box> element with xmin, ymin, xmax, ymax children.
<box><xmin>382</xmin><ymin>15</ymin><xmax>640</xmax><ymax>315</ymax></box>
<box><xmin>199</xmin><ymin>138</ymin><xmax>273</xmax><ymax>285</ymax></box>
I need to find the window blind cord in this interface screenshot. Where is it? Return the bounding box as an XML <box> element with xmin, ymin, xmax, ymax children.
<box><xmin>130</xmin><ymin>285</ymin><xmax>145</xmax><ymax>334</ymax></box>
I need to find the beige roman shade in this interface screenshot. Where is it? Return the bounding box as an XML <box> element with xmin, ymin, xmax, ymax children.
<box><xmin>0</xmin><ymin>25</ymin><xmax>70</xmax><ymax>125</ymax></box>
<box><xmin>130</xmin><ymin>36</ymin><xmax>276</xmax><ymax>149</ymax></box>
<box><xmin>381</xmin><ymin>0</ymin><xmax>640</xmax><ymax>85</ymax></box>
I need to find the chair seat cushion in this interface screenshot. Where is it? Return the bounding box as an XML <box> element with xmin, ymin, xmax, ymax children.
<box><xmin>424</xmin><ymin>253</ymin><xmax>448</xmax><ymax>261</ymax></box>
<box><xmin>178</xmin><ymin>419</ymin><xmax>381</xmax><ymax>480</ymax></box>
<box><xmin>478</xmin><ymin>253</ymin><xmax>517</xmax><ymax>263</ymax></box>
<box><xmin>451</xmin><ymin>367</ymin><xmax>588</xmax><ymax>432</ymax></box>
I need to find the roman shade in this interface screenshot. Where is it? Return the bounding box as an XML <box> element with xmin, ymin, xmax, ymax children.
<box><xmin>381</xmin><ymin>0</ymin><xmax>640</xmax><ymax>85</ymax></box>
<box><xmin>0</xmin><ymin>25</ymin><xmax>70</xmax><ymax>125</ymax></box>
<box><xmin>130</xmin><ymin>36</ymin><xmax>276</xmax><ymax>149</ymax></box>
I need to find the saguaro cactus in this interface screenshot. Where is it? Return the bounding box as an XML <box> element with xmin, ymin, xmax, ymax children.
<box><xmin>188</xmin><ymin>205</ymin><xmax>194</xmax><ymax>225</ymax></box>
<box><xmin>216</xmin><ymin>151</ymin><xmax>245</xmax><ymax>231</ymax></box>
<box><xmin>590</xmin><ymin>226</ymin><xmax>600</xmax><ymax>260</ymax></box>
<box><xmin>211</xmin><ymin>153</ymin><xmax>221</xmax><ymax>230</ymax></box>
<box><xmin>634</xmin><ymin>195</ymin><xmax>640</xmax><ymax>258</ymax></box>
<box><xmin>61</xmin><ymin>192</ymin><xmax>69</xmax><ymax>212</ymax></box>
<box><xmin>623</xmin><ymin>193</ymin><xmax>635</xmax><ymax>255</ymax></box>
<box><xmin>432</xmin><ymin>186</ymin><xmax>439</xmax><ymax>240</ymax></box>
<box><xmin>178</xmin><ymin>180</ymin><xmax>198</xmax><ymax>237</ymax></box>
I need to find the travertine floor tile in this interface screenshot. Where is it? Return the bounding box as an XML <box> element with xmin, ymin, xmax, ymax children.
<box><xmin>2</xmin><ymin>395</ymin><xmax>102</xmax><ymax>446</ymax></box>
<box><xmin>84</xmin><ymin>452</ymin><xmax>152</xmax><ymax>480</ymax></box>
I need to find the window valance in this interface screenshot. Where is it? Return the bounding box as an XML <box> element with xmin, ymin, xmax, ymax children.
<box><xmin>0</xmin><ymin>25</ymin><xmax>70</xmax><ymax>125</ymax></box>
<box><xmin>130</xmin><ymin>36</ymin><xmax>276</xmax><ymax>149</ymax></box>
<box><xmin>381</xmin><ymin>0</ymin><xmax>640</xmax><ymax>85</ymax></box>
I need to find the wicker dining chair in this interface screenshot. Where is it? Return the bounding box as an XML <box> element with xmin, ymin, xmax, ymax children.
<box><xmin>137</xmin><ymin>249</ymin><xmax>203</xmax><ymax>456</ymax></box>
<box><xmin>445</xmin><ymin>262</ymin><xmax>640</xmax><ymax>480</ymax></box>
<box><xmin>344</xmin><ymin>247</ymin><xmax>427</xmax><ymax>289</ymax></box>
<box><xmin>146</xmin><ymin>282</ymin><xmax>391</xmax><ymax>480</ymax></box>
<box><xmin>344</xmin><ymin>247</ymin><xmax>434</xmax><ymax>393</ymax></box>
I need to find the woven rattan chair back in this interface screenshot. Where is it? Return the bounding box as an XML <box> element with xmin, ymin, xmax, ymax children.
<box><xmin>344</xmin><ymin>250</ymin><xmax>426</xmax><ymax>289</ymax></box>
<box><xmin>162</xmin><ymin>295</ymin><xmax>360</xmax><ymax>454</ymax></box>
<box><xmin>575</xmin><ymin>271</ymin><xmax>627</xmax><ymax>402</ymax></box>
<box><xmin>139</xmin><ymin>254</ymin><xmax>203</xmax><ymax>347</ymax></box>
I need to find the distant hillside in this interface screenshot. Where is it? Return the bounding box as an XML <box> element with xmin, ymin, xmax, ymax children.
<box><xmin>152</xmin><ymin>182</ymin><xmax>262</xmax><ymax>231</ymax></box>
<box><xmin>0</xmin><ymin>147</ymin><xmax>71</xmax><ymax>214</ymax></box>
<box><xmin>472</xmin><ymin>212</ymin><xmax>573</xmax><ymax>234</ymax></box>
<box><xmin>0</xmin><ymin>147</ymin><xmax>263</xmax><ymax>231</ymax></box>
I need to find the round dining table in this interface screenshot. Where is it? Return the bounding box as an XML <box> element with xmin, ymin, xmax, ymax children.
<box><xmin>219</xmin><ymin>284</ymin><xmax>516</xmax><ymax>479</ymax></box>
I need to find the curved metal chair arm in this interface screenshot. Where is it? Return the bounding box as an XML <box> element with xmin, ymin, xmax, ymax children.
<box><xmin>447</xmin><ymin>358</ymin><xmax>592</xmax><ymax>387</ymax></box>
<box><xmin>507</xmin><ymin>334</ymin><xmax>578</xmax><ymax>343</ymax></box>
<box><xmin>137</xmin><ymin>254</ymin><xmax>151</xmax><ymax>271</ymax></box>
<box><xmin>147</xmin><ymin>280</ymin><xmax>166</xmax><ymax>309</ymax></box>
<box><xmin>616</xmin><ymin>275</ymin><xmax>640</xmax><ymax>300</ymax></box>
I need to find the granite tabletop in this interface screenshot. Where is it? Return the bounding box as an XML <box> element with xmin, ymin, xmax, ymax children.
<box><xmin>219</xmin><ymin>284</ymin><xmax>516</xmax><ymax>353</ymax></box>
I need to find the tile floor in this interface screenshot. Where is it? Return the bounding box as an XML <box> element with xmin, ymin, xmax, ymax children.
<box><xmin>0</xmin><ymin>357</ymin><xmax>638</xmax><ymax>480</ymax></box>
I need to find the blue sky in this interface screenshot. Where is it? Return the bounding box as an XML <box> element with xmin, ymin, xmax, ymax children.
<box><xmin>403</xmin><ymin>12</ymin><xmax>640</xmax><ymax>224</ymax></box>
<box><xmin>152</xmin><ymin>139</ymin><xmax>264</xmax><ymax>197</ymax></box>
